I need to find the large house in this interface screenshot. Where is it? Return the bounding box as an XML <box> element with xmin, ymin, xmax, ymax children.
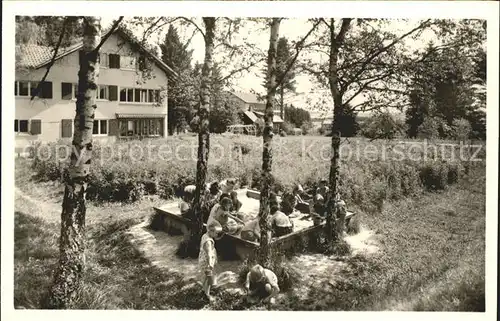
<box><xmin>15</xmin><ymin>27</ymin><xmax>177</xmax><ymax>150</ymax></box>
<box><xmin>227</xmin><ymin>91</ymin><xmax>284</xmax><ymax>132</ymax></box>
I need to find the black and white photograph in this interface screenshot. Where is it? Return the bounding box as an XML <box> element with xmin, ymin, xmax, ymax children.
<box><xmin>2</xmin><ymin>0</ymin><xmax>498</xmax><ymax>319</ymax></box>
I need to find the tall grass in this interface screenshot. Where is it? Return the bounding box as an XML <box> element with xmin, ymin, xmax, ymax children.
<box><xmin>28</xmin><ymin>136</ymin><xmax>480</xmax><ymax>214</ymax></box>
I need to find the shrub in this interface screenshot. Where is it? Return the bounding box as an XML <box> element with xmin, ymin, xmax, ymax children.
<box><xmin>450</xmin><ymin>118</ymin><xmax>472</xmax><ymax>141</ymax></box>
<box><xmin>361</xmin><ymin>112</ymin><xmax>405</xmax><ymax>140</ymax></box>
<box><xmin>417</xmin><ymin>117</ymin><xmax>440</xmax><ymax>140</ymax></box>
<box><xmin>28</xmin><ymin>137</ymin><xmax>468</xmax><ymax>210</ymax></box>
<box><xmin>419</xmin><ymin>162</ymin><xmax>449</xmax><ymax>191</ymax></box>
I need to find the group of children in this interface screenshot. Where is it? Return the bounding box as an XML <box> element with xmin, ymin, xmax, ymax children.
<box><xmin>182</xmin><ymin>178</ymin><xmax>346</xmax><ymax>302</ymax></box>
<box><xmin>199</xmin><ymin>220</ymin><xmax>280</xmax><ymax>304</ymax></box>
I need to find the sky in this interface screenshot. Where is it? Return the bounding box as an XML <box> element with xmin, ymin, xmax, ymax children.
<box><xmin>102</xmin><ymin>17</ymin><xmax>438</xmax><ymax>117</ymax></box>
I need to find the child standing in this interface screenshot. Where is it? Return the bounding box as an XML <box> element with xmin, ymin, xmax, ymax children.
<box><xmin>199</xmin><ymin>221</ymin><xmax>223</xmax><ymax>301</ymax></box>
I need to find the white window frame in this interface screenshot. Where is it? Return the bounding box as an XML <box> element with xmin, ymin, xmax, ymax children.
<box><xmin>15</xmin><ymin>81</ymin><xmax>33</xmax><ymax>98</ymax></box>
<box><xmin>100</xmin><ymin>53</ymin><xmax>108</xmax><ymax>69</ymax></box>
<box><xmin>121</xmin><ymin>55</ymin><xmax>137</xmax><ymax>71</ymax></box>
<box><xmin>92</xmin><ymin>119</ymin><xmax>109</xmax><ymax>136</ymax></box>
<box><xmin>119</xmin><ymin>87</ymin><xmax>159</xmax><ymax>105</ymax></box>
<box><xmin>70</xmin><ymin>84</ymin><xmax>109</xmax><ymax>101</ymax></box>
<box><xmin>15</xmin><ymin>119</ymin><xmax>30</xmax><ymax>135</ymax></box>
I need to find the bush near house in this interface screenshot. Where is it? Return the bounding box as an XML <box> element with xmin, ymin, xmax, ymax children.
<box><xmin>28</xmin><ymin>136</ymin><xmax>481</xmax><ymax>214</ymax></box>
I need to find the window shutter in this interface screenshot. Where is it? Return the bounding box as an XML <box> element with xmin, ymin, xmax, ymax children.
<box><xmin>79</xmin><ymin>51</ymin><xmax>84</xmax><ymax>65</ymax></box>
<box><xmin>61</xmin><ymin>82</ymin><xmax>73</xmax><ymax>100</ymax></box>
<box><xmin>40</xmin><ymin>81</ymin><xmax>53</xmax><ymax>99</ymax></box>
<box><xmin>15</xmin><ymin>120</ymin><xmax>19</xmax><ymax>132</ymax></box>
<box><xmin>30</xmin><ymin>119</ymin><xmax>42</xmax><ymax>135</ymax></box>
<box><xmin>109</xmin><ymin>54</ymin><xmax>120</xmax><ymax>68</ymax></box>
<box><xmin>108</xmin><ymin>85</ymin><xmax>118</xmax><ymax>101</ymax></box>
<box><xmin>61</xmin><ymin>119</ymin><xmax>73</xmax><ymax>138</ymax></box>
<box><xmin>108</xmin><ymin>119</ymin><xmax>119</xmax><ymax>136</ymax></box>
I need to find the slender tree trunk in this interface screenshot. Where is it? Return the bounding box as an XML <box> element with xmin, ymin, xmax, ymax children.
<box><xmin>325</xmin><ymin>18</ymin><xmax>343</xmax><ymax>246</ymax></box>
<box><xmin>189</xmin><ymin>18</ymin><xmax>216</xmax><ymax>255</ymax></box>
<box><xmin>280</xmin><ymin>85</ymin><xmax>284</xmax><ymax>120</ymax></box>
<box><xmin>258</xmin><ymin>18</ymin><xmax>280</xmax><ymax>267</ymax></box>
<box><xmin>47</xmin><ymin>16</ymin><xmax>101</xmax><ymax>308</ymax></box>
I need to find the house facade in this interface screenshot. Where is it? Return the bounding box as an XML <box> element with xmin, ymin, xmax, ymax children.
<box><xmin>15</xmin><ymin>28</ymin><xmax>177</xmax><ymax>150</ymax></box>
<box><xmin>226</xmin><ymin>91</ymin><xmax>284</xmax><ymax>132</ymax></box>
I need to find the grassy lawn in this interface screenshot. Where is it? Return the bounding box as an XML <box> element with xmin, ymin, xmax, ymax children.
<box><xmin>13</xmin><ymin>136</ymin><xmax>486</xmax><ymax>310</ymax></box>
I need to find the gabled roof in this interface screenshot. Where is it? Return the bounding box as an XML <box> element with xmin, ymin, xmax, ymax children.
<box><xmin>16</xmin><ymin>27</ymin><xmax>178</xmax><ymax>79</ymax></box>
<box><xmin>230</xmin><ymin>91</ymin><xmax>265</xmax><ymax>104</ymax></box>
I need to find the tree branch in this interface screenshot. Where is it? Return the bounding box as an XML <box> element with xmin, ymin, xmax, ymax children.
<box><xmin>336</xmin><ymin>18</ymin><xmax>352</xmax><ymax>43</ymax></box>
<box><xmin>221</xmin><ymin>57</ymin><xmax>265</xmax><ymax>82</ymax></box>
<box><xmin>271</xmin><ymin>19</ymin><xmax>321</xmax><ymax>92</ymax></box>
<box><xmin>30</xmin><ymin>17</ymin><xmax>70</xmax><ymax>100</ymax></box>
<box><xmin>347</xmin><ymin>19</ymin><xmax>431</xmax><ymax>86</ymax></box>
<box><xmin>342</xmin><ymin>70</ymin><xmax>395</xmax><ymax>107</ymax></box>
<box><xmin>181</xmin><ymin>17</ymin><xmax>206</xmax><ymax>39</ymax></box>
<box><xmin>95</xmin><ymin>16</ymin><xmax>124</xmax><ymax>52</ymax></box>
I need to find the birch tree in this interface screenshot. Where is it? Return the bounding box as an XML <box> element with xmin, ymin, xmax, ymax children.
<box><xmin>189</xmin><ymin>17</ymin><xmax>216</xmax><ymax>255</ymax></box>
<box><xmin>257</xmin><ymin>18</ymin><xmax>281</xmax><ymax>266</ymax></box>
<box><xmin>46</xmin><ymin>16</ymin><xmax>102</xmax><ymax>308</ymax></box>
<box><xmin>45</xmin><ymin>16</ymin><xmax>124</xmax><ymax>308</ymax></box>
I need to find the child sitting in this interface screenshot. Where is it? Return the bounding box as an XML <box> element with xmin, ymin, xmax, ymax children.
<box><xmin>220</xmin><ymin>178</ymin><xmax>240</xmax><ymax>194</ymax></box>
<box><xmin>240</xmin><ymin>218</ymin><xmax>260</xmax><ymax>242</ymax></box>
<box><xmin>179</xmin><ymin>185</ymin><xmax>196</xmax><ymax>217</ymax></box>
<box><xmin>207</xmin><ymin>197</ymin><xmax>245</xmax><ymax>235</ymax></box>
<box><xmin>245</xmin><ymin>264</ymin><xmax>280</xmax><ymax>304</ymax></box>
<box><xmin>230</xmin><ymin>191</ymin><xmax>243</xmax><ymax>212</ymax></box>
<box><xmin>311</xmin><ymin>194</ymin><xmax>327</xmax><ymax>226</ymax></box>
<box><xmin>271</xmin><ymin>203</ymin><xmax>294</xmax><ymax>237</ymax></box>
<box><xmin>199</xmin><ymin>221</ymin><xmax>224</xmax><ymax>301</ymax></box>
<box><xmin>316</xmin><ymin>179</ymin><xmax>330</xmax><ymax>199</ymax></box>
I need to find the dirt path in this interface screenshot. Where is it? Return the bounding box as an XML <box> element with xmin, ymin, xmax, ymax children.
<box><xmin>15</xmin><ymin>186</ymin><xmax>62</xmax><ymax>219</ymax></box>
<box><xmin>127</xmin><ymin>217</ymin><xmax>381</xmax><ymax>300</ymax></box>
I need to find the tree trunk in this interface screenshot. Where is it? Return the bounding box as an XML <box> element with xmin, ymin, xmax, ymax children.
<box><xmin>47</xmin><ymin>16</ymin><xmax>101</xmax><ymax>308</ymax></box>
<box><xmin>189</xmin><ymin>17</ymin><xmax>216</xmax><ymax>255</ymax></box>
<box><xmin>258</xmin><ymin>18</ymin><xmax>280</xmax><ymax>267</ymax></box>
<box><xmin>325</xmin><ymin>18</ymin><xmax>343</xmax><ymax>246</ymax></box>
<box><xmin>280</xmin><ymin>86</ymin><xmax>284</xmax><ymax>120</ymax></box>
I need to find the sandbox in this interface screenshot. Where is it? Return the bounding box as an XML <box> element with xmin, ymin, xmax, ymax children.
<box><xmin>150</xmin><ymin>188</ymin><xmax>354</xmax><ymax>260</ymax></box>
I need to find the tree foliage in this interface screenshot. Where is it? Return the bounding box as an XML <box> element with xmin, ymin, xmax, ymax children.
<box><xmin>284</xmin><ymin>104</ymin><xmax>311</xmax><ymax>128</ymax></box>
<box><xmin>405</xmin><ymin>23</ymin><xmax>486</xmax><ymax>141</ymax></box>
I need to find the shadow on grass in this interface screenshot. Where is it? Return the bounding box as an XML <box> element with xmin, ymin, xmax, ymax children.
<box><xmin>14</xmin><ymin>211</ymin><xmax>212</xmax><ymax>309</ymax></box>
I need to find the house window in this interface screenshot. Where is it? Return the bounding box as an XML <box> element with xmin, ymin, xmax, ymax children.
<box><xmin>15</xmin><ymin>81</ymin><xmax>52</xmax><ymax>98</ymax></box>
<box><xmin>119</xmin><ymin>87</ymin><xmax>160</xmax><ymax>104</ymax></box>
<box><xmin>121</xmin><ymin>56</ymin><xmax>137</xmax><ymax>70</ymax></box>
<box><xmin>92</xmin><ymin>119</ymin><xmax>109</xmax><ymax>135</ymax></box>
<box><xmin>109</xmin><ymin>54</ymin><xmax>120</xmax><ymax>69</ymax></box>
<box><xmin>118</xmin><ymin>118</ymin><xmax>163</xmax><ymax>137</ymax></box>
<box><xmin>97</xmin><ymin>85</ymin><xmax>109</xmax><ymax>100</ymax></box>
<box><xmin>15</xmin><ymin>119</ymin><xmax>29</xmax><ymax>133</ymax></box>
<box><xmin>62</xmin><ymin>83</ymin><xmax>109</xmax><ymax>100</ymax></box>
<box><xmin>100</xmin><ymin>53</ymin><xmax>108</xmax><ymax>68</ymax></box>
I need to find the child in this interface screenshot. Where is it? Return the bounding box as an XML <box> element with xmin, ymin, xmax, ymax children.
<box><xmin>220</xmin><ymin>178</ymin><xmax>240</xmax><ymax>194</ymax></box>
<box><xmin>316</xmin><ymin>179</ymin><xmax>330</xmax><ymax>199</ymax></box>
<box><xmin>311</xmin><ymin>193</ymin><xmax>326</xmax><ymax>226</ymax></box>
<box><xmin>179</xmin><ymin>185</ymin><xmax>196</xmax><ymax>217</ymax></box>
<box><xmin>245</xmin><ymin>264</ymin><xmax>280</xmax><ymax>304</ymax></box>
<box><xmin>207</xmin><ymin>197</ymin><xmax>245</xmax><ymax>235</ymax></box>
<box><xmin>199</xmin><ymin>221</ymin><xmax>224</xmax><ymax>301</ymax></box>
<box><xmin>270</xmin><ymin>203</ymin><xmax>294</xmax><ymax>237</ymax></box>
<box><xmin>240</xmin><ymin>218</ymin><xmax>260</xmax><ymax>242</ymax></box>
<box><xmin>230</xmin><ymin>191</ymin><xmax>243</xmax><ymax>212</ymax></box>
<box><xmin>202</xmin><ymin>182</ymin><xmax>222</xmax><ymax>223</ymax></box>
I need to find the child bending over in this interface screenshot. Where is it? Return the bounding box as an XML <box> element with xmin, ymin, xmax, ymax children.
<box><xmin>245</xmin><ymin>264</ymin><xmax>280</xmax><ymax>304</ymax></box>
